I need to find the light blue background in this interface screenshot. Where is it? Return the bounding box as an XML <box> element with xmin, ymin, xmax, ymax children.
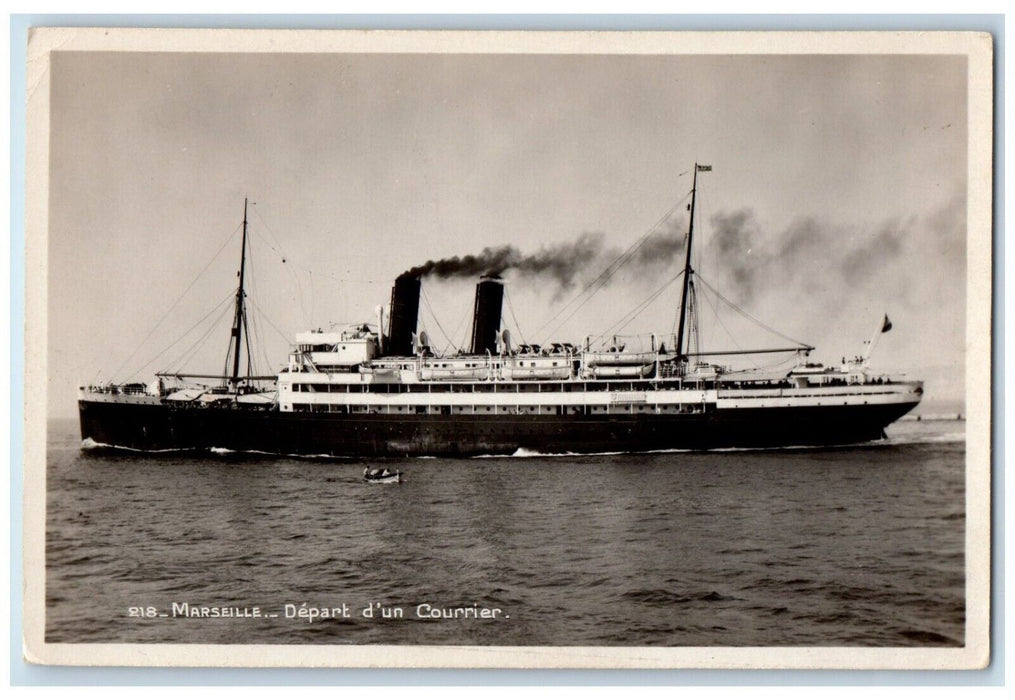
<box><xmin>9</xmin><ymin>13</ymin><xmax>1004</xmax><ymax>686</ymax></box>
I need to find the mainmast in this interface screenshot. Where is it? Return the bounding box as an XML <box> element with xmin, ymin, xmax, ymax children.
<box><xmin>676</xmin><ymin>164</ymin><xmax>709</xmax><ymax>359</ymax></box>
<box><xmin>228</xmin><ymin>198</ymin><xmax>249</xmax><ymax>392</ymax></box>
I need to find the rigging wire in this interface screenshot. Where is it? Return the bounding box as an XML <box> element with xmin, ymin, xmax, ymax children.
<box><xmin>445</xmin><ymin>313</ymin><xmax>468</xmax><ymax>356</ymax></box>
<box><xmin>249</xmin><ymin>305</ymin><xmax>276</xmax><ymax>376</ymax></box>
<box><xmin>534</xmin><ymin>192</ymin><xmax>691</xmax><ymax>343</ymax></box>
<box><xmin>250</xmin><ymin>205</ymin><xmax>388</xmax><ymax>286</ymax></box>
<box><xmin>248</xmin><ymin>297</ymin><xmax>293</xmax><ymax>347</ymax></box>
<box><xmin>175</xmin><ymin>314</ymin><xmax>230</xmax><ymax>378</ymax></box>
<box><xmin>618</xmin><ymin>277</ymin><xmax>684</xmax><ymax>340</ymax></box>
<box><xmin>592</xmin><ymin>271</ymin><xmax>684</xmax><ymax>345</ymax></box>
<box><xmin>695</xmin><ymin>186</ymin><xmax>707</xmax><ymax>279</ymax></box>
<box><xmin>536</xmin><ymin>199</ymin><xmax>687</xmax><ymax>343</ymax></box>
<box><xmin>242</xmin><ymin>307</ymin><xmax>254</xmax><ymax>381</ymax></box>
<box><xmin>420</xmin><ymin>284</ymin><xmax>457</xmax><ymax>353</ymax></box>
<box><xmin>221</xmin><ymin>221</ymin><xmax>254</xmax><ymax>382</ymax></box>
<box><xmin>720</xmin><ymin>351</ymin><xmax>802</xmax><ymax>375</ymax></box>
<box><xmin>243</xmin><ymin>228</ymin><xmax>260</xmax><ymax>377</ymax></box>
<box><xmin>222</xmin><ymin>321</ymin><xmax>234</xmax><ymax>380</ymax></box>
<box><xmin>126</xmin><ymin>289</ymin><xmax>236</xmax><ymax>380</ymax></box>
<box><xmin>694</xmin><ymin>273</ymin><xmax>811</xmax><ymax>348</ymax></box>
<box><xmin>247</xmin><ymin>224</ymin><xmax>303</xmax><ymax>311</ymax></box>
<box><xmin>249</xmin><ymin>206</ymin><xmax>311</xmax><ymax>328</ymax></box>
<box><xmin>113</xmin><ymin>221</ymin><xmax>242</xmax><ymax>379</ymax></box>
<box><xmin>696</xmin><ymin>273</ymin><xmax>745</xmax><ymax>356</ymax></box>
<box><xmin>441</xmin><ymin>302</ymin><xmax>472</xmax><ymax>356</ymax></box>
<box><xmin>249</xmin><ymin>203</ymin><xmax>288</xmax><ymax>255</ymax></box>
<box><xmin>688</xmin><ymin>280</ymin><xmax>700</xmax><ymax>356</ymax></box>
<box><xmin>244</xmin><ymin>233</ymin><xmax>287</xmax><ymax>378</ymax></box>
<box><xmin>244</xmin><ymin>307</ymin><xmax>259</xmax><ymax>377</ymax></box>
<box><xmin>503</xmin><ymin>288</ymin><xmax>528</xmax><ymax>346</ymax></box>
<box><xmin>414</xmin><ymin>297</ymin><xmax>439</xmax><ymax>350</ymax></box>
<box><xmin>458</xmin><ymin>303</ymin><xmax>475</xmax><ymax>355</ymax></box>
<box><xmin>161</xmin><ymin>295</ymin><xmax>236</xmax><ymax>376</ymax></box>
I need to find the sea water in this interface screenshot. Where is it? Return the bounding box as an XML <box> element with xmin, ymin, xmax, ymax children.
<box><xmin>45</xmin><ymin>417</ymin><xmax>965</xmax><ymax>646</ymax></box>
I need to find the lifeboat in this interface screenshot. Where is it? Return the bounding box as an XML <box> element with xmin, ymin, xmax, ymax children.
<box><xmin>583</xmin><ymin>351</ymin><xmax>658</xmax><ymax>366</ymax></box>
<box><xmin>359</xmin><ymin>365</ymin><xmax>399</xmax><ymax>378</ymax></box>
<box><xmin>502</xmin><ymin>363</ymin><xmax>572</xmax><ymax>380</ymax></box>
<box><xmin>419</xmin><ymin>362</ymin><xmax>491</xmax><ymax>381</ymax></box>
<box><xmin>583</xmin><ymin>363</ymin><xmax>655</xmax><ymax>379</ymax></box>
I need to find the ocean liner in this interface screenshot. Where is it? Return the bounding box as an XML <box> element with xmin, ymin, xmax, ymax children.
<box><xmin>78</xmin><ymin>165</ymin><xmax>923</xmax><ymax>457</ymax></box>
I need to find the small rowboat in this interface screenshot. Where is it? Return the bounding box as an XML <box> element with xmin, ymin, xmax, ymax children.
<box><xmin>363</xmin><ymin>467</ymin><xmax>402</xmax><ymax>484</ymax></box>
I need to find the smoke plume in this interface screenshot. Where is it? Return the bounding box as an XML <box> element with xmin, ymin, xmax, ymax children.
<box><xmin>398</xmin><ymin>193</ymin><xmax>964</xmax><ymax>316</ymax></box>
<box><xmin>700</xmin><ymin>194</ymin><xmax>965</xmax><ymax>310</ymax></box>
<box><xmin>399</xmin><ymin>227</ymin><xmax>686</xmax><ymax>291</ymax></box>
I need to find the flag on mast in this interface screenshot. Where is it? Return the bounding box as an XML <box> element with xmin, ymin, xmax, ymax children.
<box><xmin>881</xmin><ymin>314</ymin><xmax>893</xmax><ymax>333</ymax></box>
<box><xmin>697</xmin><ymin>164</ymin><xmax>712</xmax><ymax>172</ymax></box>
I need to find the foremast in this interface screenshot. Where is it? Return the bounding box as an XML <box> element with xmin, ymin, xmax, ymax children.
<box><xmin>227</xmin><ymin>197</ymin><xmax>250</xmax><ymax>393</ymax></box>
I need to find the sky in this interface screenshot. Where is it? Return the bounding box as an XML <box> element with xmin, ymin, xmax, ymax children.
<box><xmin>46</xmin><ymin>50</ymin><xmax>969</xmax><ymax>418</ymax></box>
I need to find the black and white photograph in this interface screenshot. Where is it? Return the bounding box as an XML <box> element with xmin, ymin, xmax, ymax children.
<box><xmin>23</xmin><ymin>29</ymin><xmax>992</xmax><ymax>668</ymax></box>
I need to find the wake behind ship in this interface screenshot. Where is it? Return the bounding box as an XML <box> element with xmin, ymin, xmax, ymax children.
<box><xmin>78</xmin><ymin>167</ymin><xmax>923</xmax><ymax>457</ymax></box>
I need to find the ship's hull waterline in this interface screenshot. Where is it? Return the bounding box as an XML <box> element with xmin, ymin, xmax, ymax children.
<box><xmin>78</xmin><ymin>398</ymin><xmax>919</xmax><ymax>458</ymax></box>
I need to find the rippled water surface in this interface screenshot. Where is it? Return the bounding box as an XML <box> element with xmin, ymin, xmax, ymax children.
<box><xmin>46</xmin><ymin>418</ymin><xmax>965</xmax><ymax>646</ymax></box>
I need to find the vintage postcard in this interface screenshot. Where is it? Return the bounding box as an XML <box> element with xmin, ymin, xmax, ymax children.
<box><xmin>22</xmin><ymin>28</ymin><xmax>992</xmax><ymax>669</ymax></box>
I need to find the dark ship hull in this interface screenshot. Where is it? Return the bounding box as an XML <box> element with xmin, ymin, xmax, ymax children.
<box><xmin>79</xmin><ymin>398</ymin><xmax>919</xmax><ymax>458</ymax></box>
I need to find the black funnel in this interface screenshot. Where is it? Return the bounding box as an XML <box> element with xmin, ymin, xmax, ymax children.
<box><xmin>387</xmin><ymin>276</ymin><xmax>421</xmax><ymax>356</ymax></box>
<box><xmin>470</xmin><ymin>276</ymin><xmax>504</xmax><ymax>355</ymax></box>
